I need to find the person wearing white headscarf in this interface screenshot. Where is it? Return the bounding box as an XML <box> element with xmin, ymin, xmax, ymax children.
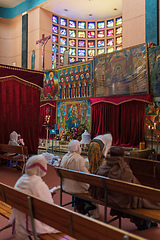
<box><xmin>60</xmin><ymin>140</ymin><xmax>99</xmax><ymax>218</ymax></box>
<box><xmin>60</xmin><ymin>140</ymin><xmax>89</xmax><ymax>194</ymax></box>
<box><xmin>88</xmin><ymin>133</ymin><xmax>112</xmax><ymax>173</ymax></box>
<box><xmin>8</xmin><ymin>154</ymin><xmax>59</xmax><ymax>239</ymax></box>
<box><xmin>7</xmin><ymin>131</ymin><xmax>21</xmax><ymax>158</ymax></box>
<box><xmin>8</xmin><ymin>131</ymin><xmax>19</xmax><ymax>146</ymax></box>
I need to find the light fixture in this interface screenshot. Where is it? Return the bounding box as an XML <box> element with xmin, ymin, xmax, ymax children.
<box><xmin>64</xmin><ymin>9</ymin><xmax>68</xmax><ymax>11</ymax></box>
<box><xmin>114</xmin><ymin>8</ymin><xmax>117</xmax><ymax>10</ymax></box>
<box><xmin>89</xmin><ymin>14</ymin><xmax>92</xmax><ymax>16</ymax></box>
<box><xmin>22</xmin><ymin>11</ymin><xmax>27</xmax><ymax>16</ymax></box>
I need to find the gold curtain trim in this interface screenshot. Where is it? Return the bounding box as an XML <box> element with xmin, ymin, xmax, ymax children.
<box><xmin>0</xmin><ymin>75</ymin><xmax>42</xmax><ymax>90</ymax></box>
<box><xmin>0</xmin><ymin>65</ymin><xmax>43</xmax><ymax>75</ymax></box>
<box><xmin>40</xmin><ymin>102</ymin><xmax>56</xmax><ymax>108</ymax></box>
<box><xmin>91</xmin><ymin>98</ymin><xmax>152</xmax><ymax>106</ymax></box>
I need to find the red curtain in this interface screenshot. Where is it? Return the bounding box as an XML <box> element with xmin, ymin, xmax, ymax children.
<box><xmin>39</xmin><ymin>101</ymin><xmax>56</xmax><ymax>139</ymax></box>
<box><xmin>91</xmin><ymin>102</ymin><xmax>119</xmax><ymax>145</ymax></box>
<box><xmin>90</xmin><ymin>94</ymin><xmax>152</xmax><ymax>105</ymax></box>
<box><xmin>0</xmin><ymin>64</ymin><xmax>43</xmax><ymax>88</ymax></box>
<box><xmin>119</xmin><ymin>101</ymin><xmax>145</xmax><ymax>147</ymax></box>
<box><xmin>91</xmin><ymin>95</ymin><xmax>152</xmax><ymax>147</ymax></box>
<box><xmin>0</xmin><ymin>77</ymin><xmax>41</xmax><ymax>154</ymax></box>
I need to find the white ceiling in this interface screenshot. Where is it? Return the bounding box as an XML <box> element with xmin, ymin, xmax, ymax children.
<box><xmin>0</xmin><ymin>0</ymin><xmax>122</xmax><ymax>20</ymax></box>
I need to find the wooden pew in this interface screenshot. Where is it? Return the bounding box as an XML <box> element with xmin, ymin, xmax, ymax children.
<box><xmin>55</xmin><ymin>167</ymin><xmax>160</xmax><ymax>228</ymax></box>
<box><xmin>0</xmin><ymin>143</ymin><xmax>28</xmax><ymax>173</ymax></box>
<box><xmin>124</xmin><ymin>156</ymin><xmax>160</xmax><ymax>189</ymax></box>
<box><xmin>0</xmin><ymin>182</ymin><xmax>145</xmax><ymax>240</ymax></box>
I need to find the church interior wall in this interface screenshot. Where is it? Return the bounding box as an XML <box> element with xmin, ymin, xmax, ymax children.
<box><xmin>0</xmin><ymin>16</ymin><xmax>22</xmax><ymax>66</ymax></box>
<box><xmin>122</xmin><ymin>0</ymin><xmax>145</xmax><ymax>49</ymax></box>
<box><xmin>28</xmin><ymin>7</ymin><xmax>41</xmax><ymax>70</ymax></box>
<box><xmin>39</xmin><ymin>7</ymin><xmax>52</xmax><ymax>70</ymax></box>
<box><xmin>27</xmin><ymin>7</ymin><xmax>52</xmax><ymax>71</ymax></box>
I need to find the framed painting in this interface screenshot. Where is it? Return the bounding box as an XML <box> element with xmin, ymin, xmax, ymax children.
<box><xmin>148</xmin><ymin>45</ymin><xmax>160</xmax><ymax>96</ymax></box>
<box><xmin>57</xmin><ymin>99</ymin><xmax>91</xmax><ymax>139</ymax></box>
<box><xmin>57</xmin><ymin>61</ymin><xmax>93</xmax><ymax>99</ymax></box>
<box><xmin>93</xmin><ymin>43</ymin><xmax>148</xmax><ymax>97</ymax></box>
<box><xmin>40</xmin><ymin>70</ymin><xmax>59</xmax><ymax>100</ymax></box>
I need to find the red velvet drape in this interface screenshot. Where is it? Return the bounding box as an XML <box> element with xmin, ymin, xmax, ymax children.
<box><xmin>0</xmin><ymin>77</ymin><xmax>41</xmax><ymax>154</ymax></box>
<box><xmin>91</xmin><ymin>102</ymin><xmax>119</xmax><ymax>145</ymax></box>
<box><xmin>39</xmin><ymin>101</ymin><xmax>56</xmax><ymax>139</ymax></box>
<box><xmin>119</xmin><ymin>101</ymin><xmax>145</xmax><ymax>147</ymax></box>
<box><xmin>0</xmin><ymin>64</ymin><xmax>44</xmax><ymax>88</ymax></box>
<box><xmin>90</xmin><ymin>95</ymin><xmax>152</xmax><ymax>147</ymax></box>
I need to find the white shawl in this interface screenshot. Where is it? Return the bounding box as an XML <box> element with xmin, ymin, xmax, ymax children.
<box><xmin>60</xmin><ymin>151</ymin><xmax>89</xmax><ymax>193</ymax></box>
<box><xmin>9</xmin><ymin>154</ymin><xmax>59</xmax><ymax>239</ymax></box>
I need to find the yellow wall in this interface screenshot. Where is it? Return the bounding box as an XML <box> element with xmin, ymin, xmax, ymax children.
<box><xmin>0</xmin><ymin>6</ymin><xmax>52</xmax><ymax>71</ymax></box>
<box><xmin>28</xmin><ymin>7</ymin><xmax>52</xmax><ymax>71</ymax></box>
<box><xmin>122</xmin><ymin>0</ymin><xmax>145</xmax><ymax>48</ymax></box>
<box><xmin>0</xmin><ymin>15</ymin><xmax>22</xmax><ymax>66</ymax></box>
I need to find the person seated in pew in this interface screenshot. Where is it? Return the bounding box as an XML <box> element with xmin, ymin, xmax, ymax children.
<box><xmin>8</xmin><ymin>131</ymin><xmax>25</xmax><ymax>147</ymax></box>
<box><xmin>60</xmin><ymin>139</ymin><xmax>98</xmax><ymax>217</ymax></box>
<box><xmin>88</xmin><ymin>133</ymin><xmax>112</xmax><ymax>173</ymax></box>
<box><xmin>7</xmin><ymin>131</ymin><xmax>26</xmax><ymax>169</ymax></box>
<box><xmin>8</xmin><ymin>131</ymin><xmax>20</xmax><ymax>147</ymax></box>
<box><xmin>89</xmin><ymin>146</ymin><xmax>160</xmax><ymax>230</ymax></box>
<box><xmin>8</xmin><ymin>154</ymin><xmax>60</xmax><ymax>239</ymax></box>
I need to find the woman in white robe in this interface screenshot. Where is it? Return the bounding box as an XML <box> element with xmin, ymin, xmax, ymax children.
<box><xmin>60</xmin><ymin>140</ymin><xmax>99</xmax><ymax>218</ymax></box>
<box><xmin>60</xmin><ymin>139</ymin><xmax>89</xmax><ymax>193</ymax></box>
<box><xmin>9</xmin><ymin>154</ymin><xmax>59</xmax><ymax>239</ymax></box>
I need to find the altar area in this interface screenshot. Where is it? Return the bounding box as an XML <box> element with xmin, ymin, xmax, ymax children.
<box><xmin>38</xmin><ymin>138</ymin><xmax>88</xmax><ymax>157</ymax></box>
<box><xmin>38</xmin><ymin>138</ymin><xmax>154</xmax><ymax>161</ymax></box>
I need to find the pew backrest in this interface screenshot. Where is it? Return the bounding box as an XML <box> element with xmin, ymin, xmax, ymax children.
<box><xmin>55</xmin><ymin>166</ymin><xmax>160</xmax><ymax>203</ymax></box>
<box><xmin>0</xmin><ymin>143</ymin><xmax>28</xmax><ymax>156</ymax></box>
<box><xmin>0</xmin><ymin>182</ymin><xmax>146</xmax><ymax>240</ymax></box>
<box><xmin>124</xmin><ymin>156</ymin><xmax>160</xmax><ymax>189</ymax></box>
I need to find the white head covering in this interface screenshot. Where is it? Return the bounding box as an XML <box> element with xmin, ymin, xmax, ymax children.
<box><xmin>94</xmin><ymin>133</ymin><xmax>112</xmax><ymax>157</ymax></box>
<box><xmin>68</xmin><ymin>140</ymin><xmax>81</xmax><ymax>155</ymax></box>
<box><xmin>25</xmin><ymin>154</ymin><xmax>47</xmax><ymax>177</ymax></box>
<box><xmin>10</xmin><ymin>131</ymin><xmax>18</xmax><ymax>142</ymax></box>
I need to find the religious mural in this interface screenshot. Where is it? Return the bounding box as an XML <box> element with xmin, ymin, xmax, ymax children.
<box><xmin>57</xmin><ymin>99</ymin><xmax>90</xmax><ymax>138</ymax></box>
<box><xmin>145</xmin><ymin>101</ymin><xmax>160</xmax><ymax>140</ymax></box>
<box><xmin>57</xmin><ymin>61</ymin><xmax>93</xmax><ymax>99</ymax></box>
<box><xmin>40</xmin><ymin>70</ymin><xmax>59</xmax><ymax>100</ymax></box>
<box><xmin>148</xmin><ymin>45</ymin><xmax>160</xmax><ymax>96</ymax></box>
<box><xmin>93</xmin><ymin>43</ymin><xmax>148</xmax><ymax>97</ymax></box>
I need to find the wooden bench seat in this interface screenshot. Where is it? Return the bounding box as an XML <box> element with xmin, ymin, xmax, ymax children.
<box><xmin>0</xmin><ymin>201</ymin><xmax>11</xmax><ymax>219</ymax></box>
<box><xmin>39</xmin><ymin>232</ymin><xmax>75</xmax><ymax>240</ymax></box>
<box><xmin>54</xmin><ymin>167</ymin><xmax>160</xmax><ymax>228</ymax></box>
<box><xmin>0</xmin><ymin>182</ymin><xmax>146</xmax><ymax>240</ymax></box>
<box><xmin>0</xmin><ymin>143</ymin><xmax>28</xmax><ymax>173</ymax></box>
